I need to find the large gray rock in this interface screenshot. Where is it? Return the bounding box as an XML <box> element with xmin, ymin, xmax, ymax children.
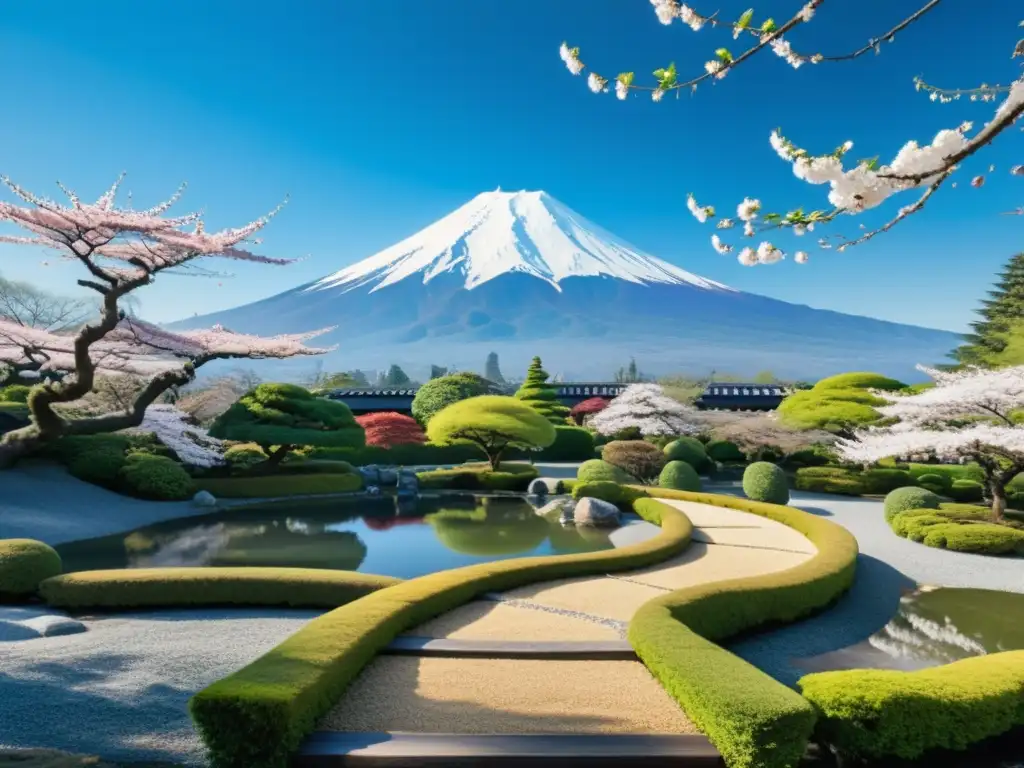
<box><xmin>397</xmin><ymin>470</ymin><xmax>419</xmax><ymax>496</ymax></box>
<box><xmin>0</xmin><ymin>608</ymin><xmax>87</xmax><ymax>642</ymax></box>
<box><xmin>534</xmin><ymin>499</ymin><xmax>569</xmax><ymax>519</ymax></box>
<box><xmin>573</xmin><ymin>497</ymin><xmax>621</xmax><ymax>528</ymax></box>
<box><xmin>21</xmin><ymin>614</ymin><xmax>87</xmax><ymax>637</ymax></box>
<box><xmin>360</xmin><ymin>465</ymin><xmax>381</xmax><ymax>486</ymax></box>
<box><xmin>192</xmin><ymin>490</ymin><xmax>217</xmax><ymax>508</ymax></box>
<box><xmin>378</xmin><ymin>468</ymin><xmax>399</xmax><ymax>487</ymax></box>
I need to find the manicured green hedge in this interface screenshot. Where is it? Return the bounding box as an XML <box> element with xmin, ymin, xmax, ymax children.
<box><xmin>799</xmin><ymin>651</ymin><xmax>1024</xmax><ymax>760</ymax></box>
<box><xmin>742</xmin><ymin>462</ymin><xmax>789</xmax><ymax>505</ymax></box>
<box><xmin>194</xmin><ymin>473</ymin><xmax>363</xmax><ymax>499</ymax></box>
<box><xmin>189</xmin><ymin>497</ymin><xmax>695</xmax><ymax>768</ymax></box>
<box><xmin>39</xmin><ymin>567</ymin><xmax>399</xmax><ymax>609</ymax></box>
<box><xmin>888</xmin><ymin>505</ymin><xmax>1024</xmax><ymax>554</ymax></box>
<box><xmin>0</xmin><ymin>538</ymin><xmax>62</xmax><ymax>600</ymax></box>
<box><xmin>659</xmin><ymin>460</ymin><xmax>702</xmax><ymax>491</ymax></box>
<box><xmin>706</xmin><ymin>440</ymin><xmax>745</xmax><ymax>463</ymax></box>
<box><xmin>572</xmin><ymin>480</ymin><xmax>649</xmax><ymax>507</ymax></box>
<box><xmin>416</xmin><ymin>463</ymin><xmax>538</xmax><ymax>491</ymax></box>
<box><xmin>576</xmin><ymin>458</ymin><xmax>637</xmax><ymax>484</ymax></box>
<box><xmin>628</xmin><ymin>488</ymin><xmax>859</xmax><ymax>768</ymax></box>
<box><xmin>793</xmin><ymin>470</ymin><xmax>866</xmax><ymax>496</ymax></box>
<box><xmin>883</xmin><ymin>487</ymin><xmax>941</xmax><ymax>523</ymax></box>
<box><xmin>907</xmin><ymin>462</ymin><xmax>985</xmax><ymax>484</ymax></box>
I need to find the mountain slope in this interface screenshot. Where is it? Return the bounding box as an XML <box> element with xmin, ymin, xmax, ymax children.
<box><xmin>169</xmin><ymin>190</ymin><xmax>961</xmax><ymax>381</ymax></box>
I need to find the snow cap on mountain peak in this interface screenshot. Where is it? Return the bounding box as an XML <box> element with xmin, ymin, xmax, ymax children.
<box><xmin>307</xmin><ymin>189</ymin><xmax>733</xmax><ymax>294</ymax></box>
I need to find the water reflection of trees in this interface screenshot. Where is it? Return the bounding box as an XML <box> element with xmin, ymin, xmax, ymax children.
<box><xmin>428</xmin><ymin>499</ymin><xmax>550</xmax><ymax>556</ymax></box>
<box><xmin>868</xmin><ymin>588</ymin><xmax>1024</xmax><ymax>664</ymax></box>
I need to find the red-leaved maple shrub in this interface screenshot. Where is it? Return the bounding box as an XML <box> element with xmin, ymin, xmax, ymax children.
<box><xmin>355</xmin><ymin>411</ymin><xmax>426</xmax><ymax>448</ymax></box>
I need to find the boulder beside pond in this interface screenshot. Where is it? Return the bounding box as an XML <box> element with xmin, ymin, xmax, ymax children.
<box><xmin>192</xmin><ymin>490</ymin><xmax>217</xmax><ymax>508</ymax></box>
<box><xmin>573</xmin><ymin>497</ymin><xmax>620</xmax><ymax>528</ymax></box>
<box><xmin>528</xmin><ymin>477</ymin><xmax>565</xmax><ymax>496</ymax></box>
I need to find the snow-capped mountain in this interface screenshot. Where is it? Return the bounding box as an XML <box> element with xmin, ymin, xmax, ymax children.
<box><xmin>309</xmin><ymin>189</ymin><xmax>729</xmax><ymax>294</ymax></box>
<box><xmin>169</xmin><ymin>190</ymin><xmax>961</xmax><ymax>381</ymax></box>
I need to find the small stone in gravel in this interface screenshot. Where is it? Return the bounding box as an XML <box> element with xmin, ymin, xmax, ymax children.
<box><xmin>20</xmin><ymin>615</ymin><xmax>87</xmax><ymax>637</ymax></box>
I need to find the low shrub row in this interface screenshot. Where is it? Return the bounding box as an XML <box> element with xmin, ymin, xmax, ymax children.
<box><xmin>799</xmin><ymin>651</ymin><xmax>1024</xmax><ymax>760</ymax></box>
<box><xmin>571</xmin><ymin>480</ymin><xmax>649</xmax><ymax>507</ymax></box>
<box><xmin>415</xmin><ymin>462</ymin><xmax>539</xmax><ymax>492</ymax></box>
<box><xmin>886</xmin><ymin>503</ymin><xmax>1024</xmax><ymax>555</ymax></box>
<box><xmin>795</xmin><ymin>465</ymin><xmax>987</xmax><ymax>502</ymax></box>
<box><xmin>193</xmin><ymin>472</ymin><xmax>363</xmax><ymax>499</ymax></box>
<box><xmin>188</xmin><ymin>496</ymin><xmax>695</xmax><ymax>768</ymax></box>
<box><xmin>40</xmin><ymin>567</ymin><xmax>399</xmax><ymax>609</ymax></box>
<box><xmin>628</xmin><ymin>487</ymin><xmax>859</xmax><ymax>768</ymax></box>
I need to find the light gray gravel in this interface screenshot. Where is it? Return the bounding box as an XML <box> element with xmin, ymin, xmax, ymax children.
<box><xmin>704</xmin><ymin>482</ymin><xmax>1024</xmax><ymax>686</ymax></box>
<box><xmin>0</xmin><ymin>607</ymin><xmax>321</xmax><ymax>765</ymax></box>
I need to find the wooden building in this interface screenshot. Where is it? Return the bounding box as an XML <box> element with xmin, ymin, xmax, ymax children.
<box><xmin>694</xmin><ymin>382</ymin><xmax>787</xmax><ymax>412</ymax></box>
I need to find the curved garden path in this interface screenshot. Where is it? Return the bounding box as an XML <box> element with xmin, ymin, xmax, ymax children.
<box><xmin>316</xmin><ymin>499</ymin><xmax>818</xmax><ymax>736</ymax></box>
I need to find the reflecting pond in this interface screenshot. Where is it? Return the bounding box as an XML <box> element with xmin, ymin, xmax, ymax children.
<box><xmin>55</xmin><ymin>494</ymin><xmax>658</xmax><ymax>580</ymax></box>
<box><xmin>794</xmin><ymin>586</ymin><xmax>1024</xmax><ymax>674</ymax></box>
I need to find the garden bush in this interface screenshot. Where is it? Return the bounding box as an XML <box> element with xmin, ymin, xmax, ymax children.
<box><xmin>119</xmin><ymin>454</ymin><xmax>196</xmax><ymax>501</ymax></box>
<box><xmin>195</xmin><ymin>472</ymin><xmax>363</xmax><ymax>499</ymax></box>
<box><xmin>658</xmin><ymin>460</ymin><xmax>701</xmax><ymax>492</ymax></box>
<box><xmin>745</xmin><ymin>444</ymin><xmax>785</xmax><ymax>464</ymax></box>
<box><xmin>921</xmin><ymin>523</ymin><xmax>1024</xmax><ymax>554</ymax></box>
<box><xmin>742</xmin><ymin>462</ymin><xmax>790</xmax><ymax>504</ymax></box>
<box><xmin>40</xmin><ymin>567</ymin><xmax>399</xmax><ymax>609</ymax></box>
<box><xmin>631</xmin><ymin>487</ymin><xmax>859</xmax><ymax>768</ymax></box>
<box><xmin>891</xmin><ymin>511</ymin><xmax>950</xmax><ymax>541</ymax></box>
<box><xmin>663</xmin><ymin>437</ymin><xmax>706</xmax><ymax>467</ymax></box>
<box><xmin>794</xmin><ymin>468</ymin><xmax>866</xmax><ymax>496</ymax></box>
<box><xmin>799</xmin><ymin>651</ymin><xmax>1024</xmax><ymax>760</ymax></box>
<box><xmin>576</xmin><ymin>459</ymin><xmax>637</xmax><ymax>484</ymax></box>
<box><xmin>858</xmin><ymin>468</ymin><xmax>915</xmax><ymax>495</ymax></box>
<box><xmin>782</xmin><ymin>447</ymin><xmax>831</xmax><ymax>468</ymax></box>
<box><xmin>67</xmin><ymin>445</ymin><xmax>129</xmax><ymax>488</ymax></box>
<box><xmin>0</xmin><ymin>384</ymin><xmax>32</xmax><ymax>403</ymax></box>
<box><xmin>948</xmin><ymin>479</ymin><xmax>985</xmax><ymax>503</ymax></box>
<box><xmin>907</xmin><ymin>462</ymin><xmax>986</xmax><ymax>484</ymax></box>
<box><xmin>603</xmin><ymin>440</ymin><xmax>667</xmax><ymax>483</ymax></box>
<box><xmin>224</xmin><ymin>444</ymin><xmax>268</xmax><ymax>471</ymax></box>
<box><xmin>883</xmin><ymin>487</ymin><xmax>941</xmax><ymax>523</ymax></box>
<box><xmin>0</xmin><ymin>539</ymin><xmax>62</xmax><ymax>600</ymax></box>
<box><xmin>571</xmin><ymin>481</ymin><xmax>648</xmax><ymax>507</ymax></box>
<box><xmin>915</xmin><ymin>472</ymin><xmax>951</xmax><ymax>491</ymax></box>
<box><xmin>303</xmin><ymin>442</ymin><xmax>481</xmax><ymax>466</ymax></box>
<box><xmin>811</xmin><ymin>372</ymin><xmax>907</xmax><ymax>391</ymax></box>
<box><xmin>705</xmin><ymin>439</ymin><xmax>744</xmax><ymax>463</ymax></box>
<box><xmin>539</xmin><ymin>425</ymin><xmax>596</xmax><ymax>461</ymax></box>
<box><xmin>188</xmin><ymin>496</ymin><xmax>694</xmax><ymax>768</ymax></box>
<box><xmin>416</xmin><ymin>463</ymin><xmax>539</xmax><ymax>491</ymax></box>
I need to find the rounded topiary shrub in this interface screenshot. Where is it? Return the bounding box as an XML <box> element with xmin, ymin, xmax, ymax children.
<box><xmin>916</xmin><ymin>472</ymin><xmax>951</xmax><ymax>492</ymax></box>
<box><xmin>67</xmin><ymin>446</ymin><xmax>128</xmax><ymax>488</ymax></box>
<box><xmin>571</xmin><ymin>480</ymin><xmax>624</xmax><ymax>504</ymax></box>
<box><xmin>0</xmin><ymin>384</ymin><xmax>32</xmax><ymax>403</ymax></box>
<box><xmin>120</xmin><ymin>454</ymin><xmax>196</xmax><ymax>501</ymax></box>
<box><xmin>0</xmin><ymin>539</ymin><xmax>62</xmax><ymax>600</ymax></box>
<box><xmin>224</xmin><ymin>443</ymin><xmax>267</xmax><ymax>472</ymax></box>
<box><xmin>659</xmin><ymin>460</ymin><xmax>701</xmax><ymax>492</ymax></box>
<box><xmin>743</xmin><ymin>461</ymin><xmax>790</xmax><ymax>504</ymax></box>
<box><xmin>883</xmin><ymin>486</ymin><xmax>941</xmax><ymax>524</ymax></box>
<box><xmin>948</xmin><ymin>479</ymin><xmax>985</xmax><ymax>503</ymax></box>
<box><xmin>663</xmin><ymin>437</ymin><xmax>707</xmax><ymax>468</ymax></box>
<box><xmin>706</xmin><ymin>439</ymin><xmax>745</xmax><ymax>463</ymax></box>
<box><xmin>576</xmin><ymin>459</ymin><xmax>637</xmax><ymax>484</ymax></box>
<box><xmin>603</xmin><ymin>440</ymin><xmax>667</xmax><ymax>484</ymax></box>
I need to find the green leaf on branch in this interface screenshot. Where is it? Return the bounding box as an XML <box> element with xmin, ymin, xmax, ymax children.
<box><xmin>737</xmin><ymin>8</ymin><xmax>755</xmax><ymax>29</ymax></box>
<box><xmin>858</xmin><ymin>156</ymin><xmax>880</xmax><ymax>171</ymax></box>
<box><xmin>617</xmin><ymin>72</ymin><xmax>635</xmax><ymax>87</ymax></box>
<box><xmin>653</xmin><ymin>62</ymin><xmax>677</xmax><ymax>88</ymax></box>
<box><xmin>715</xmin><ymin>48</ymin><xmax>734</xmax><ymax>64</ymax></box>
<box><xmin>761</xmin><ymin>18</ymin><xmax>777</xmax><ymax>33</ymax></box>
<box><xmin>763</xmin><ymin>213</ymin><xmax>782</xmax><ymax>223</ymax></box>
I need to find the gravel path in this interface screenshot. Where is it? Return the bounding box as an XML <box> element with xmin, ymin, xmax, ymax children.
<box><xmin>0</xmin><ymin>462</ymin><xmax>207</xmax><ymax>546</ymax></box>
<box><xmin>0</xmin><ymin>607</ymin><xmax>320</xmax><ymax>766</ymax></box>
<box><xmin>703</xmin><ymin>482</ymin><xmax>1024</xmax><ymax>687</ymax></box>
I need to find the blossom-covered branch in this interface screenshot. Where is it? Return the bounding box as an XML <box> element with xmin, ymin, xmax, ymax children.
<box><xmin>560</xmin><ymin>1</ymin><xmax>942</xmax><ymax>102</ymax></box>
<box><xmin>128</xmin><ymin>404</ymin><xmax>226</xmax><ymax>468</ymax></box>
<box><xmin>837</xmin><ymin>364</ymin><xmax>1024</xmax><ymax>521</ymax></box>
<box><xmin>0</xmin><ymin>174</ymin><xmax>333</xmax><ymax>467</ymax></box>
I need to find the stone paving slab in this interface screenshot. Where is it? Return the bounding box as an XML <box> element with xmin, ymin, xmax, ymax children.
<box><xmin>660</xmin><ymin>500</ymin><xmax>781</xmax><ymax>529</ymax></box>
<box><xmin>318</xmin><ymin>657</ymin><xmax>698</xmax><ymax>734</ymax></box>
<box><xmin>620</xmin><ymin>542</ymin><xmax>812</xmax><ymax>591</ymax></box>
<box><xmin>690</xmin><ymin>525</ymin><xmax>817</xmax><ymax>554</ymax></box>
<box><xmin>498</xmin><ymin>576</ymin><xmax>668</xmax><ymax>622</ymax></box>
<box><xmin>405</xmin><ymin>600</ymin><xmax>621</xmax><ymax>641</ymax></box>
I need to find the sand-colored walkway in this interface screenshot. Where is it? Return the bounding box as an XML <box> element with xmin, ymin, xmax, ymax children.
<box><xmin>320</xmin><ymin>499</ymin><xmax>817</xmax><ymax>734</ymax></box>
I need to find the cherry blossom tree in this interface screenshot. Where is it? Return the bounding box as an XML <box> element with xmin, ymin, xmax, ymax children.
<box><xmin>559</xmin><ymin>2</ymin><xmax>1024</xmax><ymax>266</ymax></box>
<box><xmin>836</xmin><ymin>364</ymin><xmax>1024</xmax><ymax>521</ymax></box>
<box><xmin>590</xmin><ymin>383</ymin><xmax>702</xmax><ymax>436</ymax></box>
<box><xmin>0</xmin><ymin>175</ymin><xmax>333</xmax><ymax>465</ymax></box>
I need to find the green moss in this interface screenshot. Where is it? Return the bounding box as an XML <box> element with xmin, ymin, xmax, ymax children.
<box><xmin>811</xmin><ymin>372</ymin><xmax>907</xmax><ymax>391</ymax></box>
<box><xmin>629</xmin><ymin>487</ymin><xmax>859</xmax><ymax>768</ymax></box>
<box><xmin>194</xmin><ymin>473</ymin><xmax>363</xmax><ymax>498</ymax></box>
<box><xmin>120</xmin><ymin>454</ymin><xmax>196</xmax><ymax>501</ymax></box>
<box><xmin>188</xmin><ymin>497</ymin><xmax>694</xmax><ymax>768</ymax></box>
<box><xmin>659</xmin><ymin>460</ymin><xmax>702</xmax><ymax>492</ymax></box>
<box><xmin>883</xmin><ymin>487</ymin><xmax>941</xmax><ymax>523</ymax></box>
<box><xmin>0</xmin><ymin>539</ymin><xmax>62</xmax><ymax>600</ymax></box>
<box><xmin>40</xmin><ymin>567</ymin><xmax>398</xmax><ymax>609</ymax></box>
<box><xmin>799</xmin><ymin>651</ymin><xmax>1024</xmax><ymax>760</ymax></box>
<box><xmin>742</xmin><ymin>462</ymin><xmax>789</xmax><ymax>505</ymax></box>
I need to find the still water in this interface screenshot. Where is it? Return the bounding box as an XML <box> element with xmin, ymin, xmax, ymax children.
<box><xmin>795</xmin><ymin>586</ymin><xmax>1024</xmax><ymax>673</ymax></box>
<box><xmin>55</xmin><ymin>493</ymin><xmax>657</xmax><ymax>580</ymax></box>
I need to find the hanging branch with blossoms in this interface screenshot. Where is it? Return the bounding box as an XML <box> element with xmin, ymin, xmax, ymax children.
<box><xmin>836</xmin><ymin>364</ymin><xmax>1024</xmax><ymax>522</ymax></box>
<box><xmin>0</xmin><ymin>174</ymin><xmax>334</xmax><ymax>466</ymax></box>
<box><xmin>590</xmin><ymin>383</ymin><xmax>702</xmax><ymax>436</ymax></box>
<box><xmin>559</xmin><ymin>2</ymin><xmax>1024</xmax><ymax>267</ymax></box>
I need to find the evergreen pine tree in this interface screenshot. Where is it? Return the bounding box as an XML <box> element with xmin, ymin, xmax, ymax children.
<box><xmin>953</xmin><ymin>253</ymin><xmax>1024</xmax><ymax>366</ymax></box>
<box><xmin>514</xmin><ymin>356</ymin><xmax>570</xmax><ymax>424</ymax></box>
<box><xmin>484</xmin><ymin>351</ymin><xmax>505</xmax><ymax>384</ymax></box>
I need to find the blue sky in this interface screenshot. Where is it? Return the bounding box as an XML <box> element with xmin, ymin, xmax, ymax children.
<box><xmin>0</xmin><ymin>0</ymin><xmax>1019</xmax><ymax>333</ymax></box>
